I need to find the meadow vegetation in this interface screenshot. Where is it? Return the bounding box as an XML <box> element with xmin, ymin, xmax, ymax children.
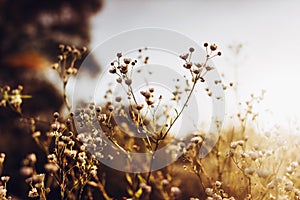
<box><xmin>0</xmin><ymin>43</ymin><xmax>299</xmax><ymax>200</ymax></box>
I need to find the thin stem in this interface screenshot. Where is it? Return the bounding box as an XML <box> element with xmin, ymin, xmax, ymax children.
<box><xmin>161</xmin><ymin>80</ymin><xmax>197</xmax><ymax>139</ymax></box>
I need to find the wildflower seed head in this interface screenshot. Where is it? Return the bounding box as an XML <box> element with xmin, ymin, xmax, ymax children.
<box><xmin>179</xmin><ymin>53</ymin><xmax>189</xmax><ymax>60</ymax></box>
<box><xmin>0</xmin><ymin>153</ymin><xmax>5</xmax><ymax>164</ymax></box>
<box><xmin>108</xmin><ymin>105</ymin><xmax>114</xmax><ymax>112</ymax></box>
<box><xmin>116</xmin><ymin>77</ymin><xmax>122</xmax><ymax>83</ymax></box>
<box><xmin>204</xmin><ymin>43</ymin><xmax>208</xmax><ymax>47</ymax></box>
<box><xmin>205</xmin><ymin>66</ymin><xmax>214</xmax><ymax>71</ymax></box>
<box><xmin>123</xmin><ymin>58</ymin><xmax>131</xmax><ymax>64</ymax></box>
<box><xmin>146</xmin><ymin>99</ymin><xmax>154</xmax><ymax>106</ymax></box>
<box><xmin>210</xmin><ymin>44</ymin><xmax>218</xmax><ymax>51</ymax></box>
<box><xmin>20</xmin><ymin>166</ymin><xmax>34</xmax><ymax>176</ymax></box>
<box><xmin>82</xmin><ymin>46</ymin><xmax>87</xmax><ymax>53</ymax></box>
<box><xmin>193</xmin><ymin>69</ymin><xmax>200</xmax><ymax>74</ymax></box>
<box><xmin>125</xmin><ymin>79</ymin><xmax>132</xmax><ymax>86</ymax></box>
<box><xmin>205</xmin><ymin>188</ymin><xmax>214</xmax><ymax>196</ymax></box>
<box><xmin>183</xmin><ymin>62</ymin><xmax>193</xmax><ymax>69</ymax></box>
<box><xmin>59</xmin><ymin>44</ymin><xmax>65</xmax><ymax>50</ymax></box>
<box><xmin>217</xmin><ymin>51</ymin><xmax>222</xmax><ymax>56</ymax></box>
<box><xmin>120</xmin><ymin>64</ymin><xmax>128</xmax><ymax>74</ymax></box>
<box><xmin>28</xmin><ymin>187</ymin><xmax>38</xmax><ymax>198</ymax></box>
<box><xmin>115</xmin><ymin>96</ymin><xmax>122</xmax><ymax>102</ymax></box>
<box><xmin>140</xmin><ymin>183</ymin><xmax>152</xmax><ymax>193</ymax></box>
<box><xmin>4</xmin><ymin>85</ymin><xmax>10</xmax><ymax>92</ymax></box>
<box><xmin>189</xmin><ymin>47</ymin><xmax>195</xmax><ymax>52</ymax></box>
<box><xmin>149</xmin><ymin>88</ymin><xmax>154</xmax><ymax>93</ymax></box>
<box><xmin>162</xmin><ymin>179</ymin><xmax>169</xmax><ymax>187</ymax></box>
<box><xmin>51</xmin><ymin>123</ymin><xmax>59</xmax><ymax>131</ymax></box>
<box><xmin>53</xmin><ymin>112</ymin><xmax>60</xmax><ymax>119</ymax></box>
<box><xmin>66</xmin><ymin>45</ymin><xmax>72</xmax><ymax>52</ymax></box>
<box><xmin>27</xmin><ymin>153</ymin><xmax>37</xmax><ymax>164</ymax></box>
<box><xmin>244</xmin><ymin>167</ymin><xmax>255</xmax><ymax>175</ymax></box>
<box><xmin>57</xmin><ymin>55</ymin><xmax>63</xmax><ymax>61</ymax></box>
<box><xmin>44</xmin><ymin>163</ymin><xmax>59</xmax><ymax>173</ymax></box>
<box><xmin>52</xmin><ymin>63</ymin><xmax>59</xmax><ymax>70</ymax></box>
<box><xmin>1</xmin><ymin>176</ymin><xmax>10</xmax><ymax>183</ymax></box>
<box><xmin>171</xmin><ymin>186</ymin><xmax>181</xmax><ymax>197</ymax></box>
<box><xmin>141</xmin><ymin>91</ymin><xmax>151</xmax><ymax>99</ymax></box>
<box><xmin>109</xmin><ymin>68</ymin><xmax>117</xmax><ymax>74</ymax></box>
<box><xmin>117</xmin><ymin>52</ymin><xmax>122</xmax><ymax>58</ymax></box>
<box><xmin>96</xmin><ymin>106</ymin><xmax>102</xmax><ymax>113</ymax></box>
<box><xmin>134</xmin><ymin>104</ymin><xmax>143</xmax><ymax>111</ymax></box>
<box><xmin>17</xmin><ymin>85</ymin><xmax>23</xmax><ymax>91</ymax></box>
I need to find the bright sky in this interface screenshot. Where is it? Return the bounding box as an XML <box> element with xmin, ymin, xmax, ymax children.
<box><xmin>90</xmin><ymin>0</ymin><xmax>300</xmax><ymax>130</ymax></box>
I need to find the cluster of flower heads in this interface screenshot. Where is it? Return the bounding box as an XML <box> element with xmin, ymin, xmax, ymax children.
<box><xmin>7</xmin><ymin>43</ymin><xmax>300</xmax><ymax>199</ymax></box>
<box><xmin>179</xmin><ymin>43</ymin><xmax>221</xmax><ymax>82</ymax></box>
<box><xmin>0</xmin><ymin>85</ymin><xmax>31</xmax><ymax>113</ymax></box>
<box><xmin>109</xmin><ymin>53</ymin><xmax>137</xmax><ymax>87</ymax></box>
<box><xmin>23</xmin><ymin>111</ymin><xmax>110</xmax><ymax>199</ymax></box>
<box><xmin>20</xmin><ymin>153</ymin><xmax>50</xmax><ymax>199</ymax></box>
<box><xmin>51</xmin><ymin>45</ymin><xmax>87</xmax><ymax>110</ymax></box>
<box><xmin>0</xmin><ymin>153</ymin><xmax>11</xmax><ymax>200</ymax></box>
<box><xmin>205</xmin><ymin>181</ymin><xmax>237</xmax><ymax>200</ymax></box>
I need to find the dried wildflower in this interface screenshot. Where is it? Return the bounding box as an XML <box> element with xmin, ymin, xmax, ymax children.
<box><xmin>0</xmin><ymin>176</ymin><xmax>10</xmax><ymax>183</ymax></box>
<box><xmin>230</xmin><ymin>142</ymin><xmax>238</xmax><ymax>149</ymax></box>
<box><xmin>32</xmin><ymin>174</ymin><xmax>45</xmax><ymax>183</ymax></box>
<box><xmin>0</xmin><ymin>153</ymin><xmax>5</xmax><ymax>164</ymax></box>
<box><xmin>215</xmin><ymin>181</ymin><xmax>222</xmax><ymax>188</ymax></box>
<box><xmin>44</xmin><ymin>163</ymin><xmax>59</xmax><ymax>173</ymax></box>
<box><xmin>141</xmin><ymin>91</ymin><xmax>151</xmax><ymax>99</ymax></box>
<box><xmin>171</xmin><ymin>186</ymin><xmax>181</xmax><ymax>197</ymax></box>
<box><xmin>90</xmin><ymin>165</ymin><xmax>98</xmax><ymax>176</ymax></box>
<box><xmin>136</xmin><ymin>104</ymin><xmax>144</xmax><ymax>110</ymax></box>
<box><xmin>149</xmin><ymin>88</ymin><xmax>154</xmax><ymax>93</ymax></box>
<box><xmin>28</xmin><ymin>187</ymin><xmax>39</xmax><ymax>198</ymax></box>
<box><xmin>210</xmin><ymin>44</ymin><xmax>218</xmax><ymax>51</ymax></box>
<box><xmin>109</xmin><ymin>68</ymin><xmax>117</xmax><ymax>74</ymax></box>
<box><xmin>191</xmin><ymin>69</ymin><xmax>198</xmax><ymax>75</ymax></box>
<box><xmin>51</xmin><ymin>123</ymin><xmax>59</xmax><ymax>131</ymax></box>
<box><xmin>256</xmin><ymin>169</ymin><xmax>271</xmax><ymax>178</ymax></box>
<box><xmin>47</xmin><ymin>154</ymin><xmax>57</xmax><ymax>163</ymax></box>
<box><xmin>124</xmin><ymin>79</ymin><xmax>132</xmax><ymax>86</ymax></box>
<box><xmin>116</xmin><ymin>77</ymin><xmax>122</xmax><ymax>83</ymax></box>
<box><xmin>179</xmin><ymin>53</ymin><xmax>189</xmax><ymax>60</ymax></box>
<box><xmin>0</xmin><ymin>186</ymin><xmax>7</xmax><ymax>199</ymax></box>
<box><xmin>108</xmin><ymin>105</ymin><xmax>114</xmax><ymax>112</ymax></box>
<box><xmin>162</xmin><ymin>179</ymin><xmax>169</xmax><ymax>188</ymax></box>
<box><xmin>248</xmin><ymin>151</ymin><xmax>259</xmax><ymax>161</ymax></box>
<box><xmin>27</xmin><ymin>153</ymin><xmax>37</xmax><ymax>164</ymax></box>
<box><xmin>53</xmin><ymin>112</ymin><xmax>60</xmax><ymax>119</ymax></box>
<box><xmin>96</xmin><ymin>106</ymin><xmax>102</xmax><ymax>113</ymax></box>
<box><xmin>146</xmin><ymin>99</ymin><xmax>155</xmax><ymax>106</ymax></box>
<box><xmin>123</xmin><ymin>58</ymin><xmax>131</xmax><ymax>64</ymax></box>
<box><xmin>32</xmin><ymin>131</ymin><xmax>41</xmax><ymax>138</ymax></box>
<box><xmin>191</xmin><ymin>136</ymin><xmax>203</xmax><ymax>144</ymax></box>
<box><xmin>189</xmin><ymin>47</ymin><xmax>195</xmax><ymax>52</ymax></box>
<box><xmin>117</xmin><ymin>52</ymin><xmax>122</xmax><ymax>58</ymax></box>
<box><xmin>285</xmin><ymin>181</ymin><xmax>293</xmax><ymax>192</ymax></box>
<box><xmin>20</xmin><ymin>166</ymin><xmax>34</xmax><ymax>176</ymax></box>
<box><xmin>205</xmin><ymin>66</ymin><xmax>214</xmax><ymax>71</ymax></box>
<box><xmin>244</xmin><ymin>167</ymin><xmax>255</xmax><ymax>176</ymax></box>
<box><xmin>205</xmin><ymin>188</ymin><xmax>214</xmax><ymax>196</ymax></box>
<box><xmin>140</xmin><ymin>183</ymin><xmax>152</xmax><ymax>193</ymax></box>
<box><xmin>65</xmin><ymin>149</ymin><xmax>77</xmax><ymax>158</ymax></box>
<box><xmin>183</xmin><ymin>62</ymin><xmax>193</xmax><ymax>69</ymax></box>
